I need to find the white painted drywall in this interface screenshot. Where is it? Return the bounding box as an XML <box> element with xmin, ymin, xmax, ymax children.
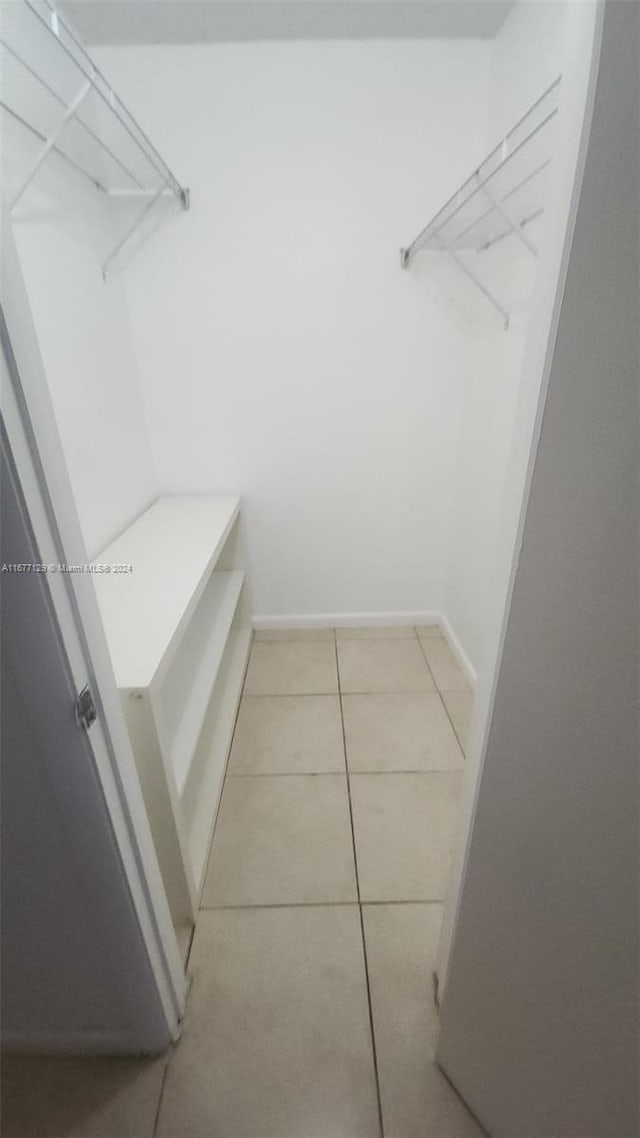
<box><xmin>437</xmin><ymin>3</ymin><xmax>639</xmax><ymax>1132</ymax></box>
<box><xmin>2</xmin><ymin>3</ymin><xmax>578</xmax><ymax>665</ymax></box>
<box><xmin>4</xmin><ymin>119</ymin><xmax>157</xmax><ymax>558</ymax></box>
<box><xmin>487</xmin><ymin>0</ymin><xmax>569</xmax><ymax>144</ymax></box>
<box><xmin>94</xmin><ymin>39</ymin><xmax>491</xmax><ymax>622</ymax></box>
<box><xmin>443</xmin><ymin>320</ymin><xmax>527</xmax><ymax>673</ymax></box>
<box><xmin>442</xmin><ymin>0</ymin><xmax>570</xmax><ymax>675</ymax></box>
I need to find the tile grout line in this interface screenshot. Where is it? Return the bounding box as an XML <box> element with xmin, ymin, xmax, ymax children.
<box><xmin>438</xmin><ymin>695</ymin><xmax>468</xmax><ymax>758</ymax></box>
<box><xmin>151</xmin><ymin>1051</ymin><xmax>172</xmax><ymax>1138</ymax></box>
<box><xmin>153</xmin><ymin>632</ymin><xmax>257</xmax><ymax>1135</ymax></box>
<box><xmin>432</xmin><ymin>689</ymin><xmax>467</xmax><ymax>761</ymax></box>
<box><xmin>241</xmin><ymin>690</ymin><xmax>340</xmax><ymax>699</ymax></box>
<box><xmin>199</xmin><ymin>898</ymin><xmax>446</xmax><ymax>911</ymax></box>
<box><xmin>255</xmin><ymin>630</ymin><xmax>421</xmax><ymax>643</ymax></box>
<box><xmin>226</xmin><ymin>768</ymin><xmax>463</xmax><ymax>778</ymax></box>
<box><xmin>413</xmin><ymin>630</ymin><xmax>438</xmax><ymax>690</ymax></box>
<box><xmin>334</xmin><ymin>636</ymin><xmax>386</xmax><ymax>1138</ymax></box>
<box><xmin>243</xmin><ymin>686</ymin><xmax>456</xmax><ymax>697</ymax></box>
<box><xmin>414</xmin><ymin>632</ymin><xmax>469</xmax><ymax>757</ymax></box>
<box><xmin>156</xmin><ymin>629</ymin><xmax>464</xmax><ymax>1138</ymax></box>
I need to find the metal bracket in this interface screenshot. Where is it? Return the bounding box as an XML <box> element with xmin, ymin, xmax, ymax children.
<box><xmin>476</xmin><ymin>174</ymin><xmax>538</xmax><ymax>257</ymax></box>
<box><xmin>441</xmin><ymin>242</ymin><xmax>510</xmax><ymax>330</ymax></box>
<box><xmin>10</xmin><ymin>77</ymin><xmax>92</xmax><ymax>211</ymax></box>
<box><xmin>102</xmin><ymin>184</ymin><xmax>190</xmax><ymax>278</ymax></box>
<box><xmin>102</xmin><ymin>187</ymin><xmax>164</xmax><ymax>279</ymax></box>
<box><xmin>75</xmin><ymin>684</ymin><xmax>97</xmax><ymax>731</ymax></box>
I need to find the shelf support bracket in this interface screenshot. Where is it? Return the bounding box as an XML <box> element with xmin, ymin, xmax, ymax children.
<box><xmin>10</xmin><ymin>78</ymin><xmax>93</xmax><ymax>211</ymax></box>
<box><xmin>475</xmin><ymin>174</ymin><xmax>538</xmax><ymax>257</ymax></box>
<box><xmin>438</xmin><ymin>240</ymin><xmax>510</xmax><ymax>330</ymax></box>
<box><xmin>102</xmin><ymin>186</ymin><xmax>165</xmax><ymax>279</ymax></box>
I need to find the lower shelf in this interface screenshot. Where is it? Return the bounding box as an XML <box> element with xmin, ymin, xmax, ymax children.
<box><xmin>181</xmin><ymin>620</ymin><xmax>252</xmax><ymax>894</ymax></box>
<box><xmin>165</xmin><ymin>569</ymin><xmax>245</xmax><ymax>796</ymax></box>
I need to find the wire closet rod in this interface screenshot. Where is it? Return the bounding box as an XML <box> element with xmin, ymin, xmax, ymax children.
<box><xmin>0</xmin><ymin>98</ymin><xmax>108</xmax><ymax>193</ymax></box>
<box><xmin>409</xmin><ymin>105</ymin><xmax>555</xmax><ymax>257</ymax></box>
<box><xmin>3</xmin><ymin>0</ymin><xmax>191</xmax><ymax>273</ymax></box>
<box><xmin>0</xmin><ymin>35</ymin><xmax>148</xmax><ymax>192</ymax></box>
<box><xmin>24</xmin><ymin>0</ymin><xmax>189</xmax><ymax>204</ymax></box>
<box><xmin>460</xmin><ymin>158</ymin><xmax>550</xmax><ymax>252</ymax></box>
<box><xmin>20</xmin><ymin>0</ymin><xmax>186</xmax><ymax>204</ymax></box>
<box><xmin>401</xmin><ymin>76</ymin><xmax>561</xmax><ymax>264</ymax></box>
<box><xmin>399</xmin><ymin>75</ymin><xmax>561</xmax><ymax>328</ymax></box>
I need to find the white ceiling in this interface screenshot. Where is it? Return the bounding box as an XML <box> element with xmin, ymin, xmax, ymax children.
<box><xmin>60</xmin><ymin>0</ymin><xmax>515</xmax><ymax>46</ymax></box>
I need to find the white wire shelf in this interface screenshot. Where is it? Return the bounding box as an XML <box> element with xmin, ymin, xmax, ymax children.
<box><xmin>400</xmin><ymin>77</ymin><xmax>561</xmax><ymax>328</ymax></box>
<box><xmin>1</xmin><ymin>0</ymin><xmax>190</xmax><ymax>274</ymax></box>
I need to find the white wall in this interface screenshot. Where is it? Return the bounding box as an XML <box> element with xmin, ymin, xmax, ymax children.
<box><xmin>95</xmin><ymin>40</ymin><xmax>491</xmax><ymax>622</ymax></box>
<box><xmin>1</xmin><ymin>4</ymin><xmax>571</xmax><ymax>657</ymax></box>
<box><xmin>438</xmin><ymin>4</ymin><xmax>638</xmax><ymax>1130</ymax></box>
<box><xmin>442</xmin><ymin>1</ymin><xmax>570</xmax><ymax>675</ymax></box>
<box><xmin>3</xmin><ymin>118</ymin><xmax>157</xmax><ymax>558</ymax></box>
<box><xmin>443</xmin><ymin>321</ymin><xmax>527</xmax><ymax>674</ymax></box>
<box><xmin>488</xmin><ymin>0</ymin><xmax>569</xmax><ymax>144</ymax></box>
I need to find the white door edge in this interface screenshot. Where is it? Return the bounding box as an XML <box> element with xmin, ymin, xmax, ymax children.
<box><xmin>1</xmin><ymin>209</ymin><xmax>186</xmax><ymax>1041</ymax></box>
<box><xmin>435</xmin><ymin>0</ymin><xmax>606</xmax><ymax>1000</ymax></box>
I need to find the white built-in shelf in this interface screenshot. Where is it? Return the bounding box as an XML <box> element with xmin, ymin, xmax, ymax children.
<box><xmin>92</xmin><ymin>494</ymin><xmax>252</xmax><ymax>931</ymax></box>
<box><xmin>93</xmin><ymin>495</ymin><xmax>240</xmax><ymax>690</ymax></box>
<box><xmin>168</xmin><ymin>568</ymin><xmax>245</xmax><ymax>796</ymax></box>
<box><xmin>184</xmin><ymin>622</ymin><xmax>252</xmax><ymax>889</ymax></box>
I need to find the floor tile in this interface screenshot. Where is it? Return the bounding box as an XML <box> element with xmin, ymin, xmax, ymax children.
<box><xmin>337</xmin><ymin>639</ymin><xmax>434</xmax><ymax>694</ymax></box>
<box><xmin>420</xmin><ymin>639</ymin><xmax>469</xmax><ymax>692</ymax></box>
<box><xmin>0</xmin><ymin>1054</ymin><xmax>166</xmax><ymax>1138</ymax></box>
<box><xmin>228</xmin><ymin>695</ymin><xmax>345</xmax><ymax>775</ymax></box>
<box><xmin>441</xmin><ymin>689</ymin><xmax>474</xmax><ymax>754</ymax></box>
<box><xmin>363</xmin><ymin>902</ymin><xmax>443</xmax><ymax>1054</ymax></box>
<box><xmin>415</xmin><ymin>624</ymin><xmax>444</xmax><ymax>639</ymax></box>
<box><xmin>343</xmin><ymin>693</ymin><xmax>464</xmax><ymax>772</ymax></box>
<box><xmin>254</xmin><ymin>627</ymin><xmax>334</xmax><ymax>641</ymax></box>
<box><xmin>201</xmin><ymin>774</ymin><xmax>356</xmax><ymax>906</ymax></box>
<box><xmin>363</xmin><ymin>904</ymin><xmax>485</xmax><ymax>1136</ymax></box>
<box><xmin>244</xmin><ymin>640</ymin><xmax>338</xmax><ymax>695</ymax></box>
<box><xmin>395</xmin><ymin>1063</ymin><xmax>487</xmax><ymax>1137</ymax></box>
<box><xmin>336</xmin><ymin>625</ymin><xmax>416</xmax><ymax>640</ymax></box>
<box><xmin>350</xmin><ymin>773</ymin><xmax>463</xmax><ymax>901</ymax></box>
<box><xmin>156</xmin><ymin>907</ymin><xmax>380</xmax><ymax>1138</ymax></box>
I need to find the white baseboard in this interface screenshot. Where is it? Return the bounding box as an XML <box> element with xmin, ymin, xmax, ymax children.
<box><xmin>252</xmin><ymin>610</ymin><xmax>442</xmax><ymax>631</ymax></box>
<box><xmin>252</xmin><ymin>608</ymin><xmax>477</xmax><ymax>688</ymax></box>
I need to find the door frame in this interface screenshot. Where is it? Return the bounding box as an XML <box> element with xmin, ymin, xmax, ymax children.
<box><xmin>436</xmin><ymin>0</ymin><xmax>606</xmax><ymax>998</ymax></box>
<box><xmin>1</xmin><ymin>207</ymin><xmax>186</xmax><ymax>1048</ymax></box>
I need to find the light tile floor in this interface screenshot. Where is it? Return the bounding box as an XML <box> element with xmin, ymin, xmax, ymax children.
<box><xmin>2</xmin><ymin>626</ymin><xmax>483</xmax><ymax>1138</ymax></box>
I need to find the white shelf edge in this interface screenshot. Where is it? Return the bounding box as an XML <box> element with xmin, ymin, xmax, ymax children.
<box><xmin>187</xmin><ymin>625</ymin><xmax>253</xmax><ymax>893</ymax></box>
<box><xmin>94</xmin><ymin>494</ymin><xmax>241</xmax><ymax>691</ymax></box>
<box><xmin>170</xmin><ymin>570</ymin><xmax>245</xmax><ymax>796</ymax></box>
<box><xmin>150</xmin><ymin>498</ymin><xmax>240</xmax><ymax>689</ymax></box>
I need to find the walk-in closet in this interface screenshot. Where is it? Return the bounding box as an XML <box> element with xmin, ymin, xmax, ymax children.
<box><xmin>2</xmin><ymin>1</ymin><xmax>638</xmax><ymax>1135</ymax></box>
